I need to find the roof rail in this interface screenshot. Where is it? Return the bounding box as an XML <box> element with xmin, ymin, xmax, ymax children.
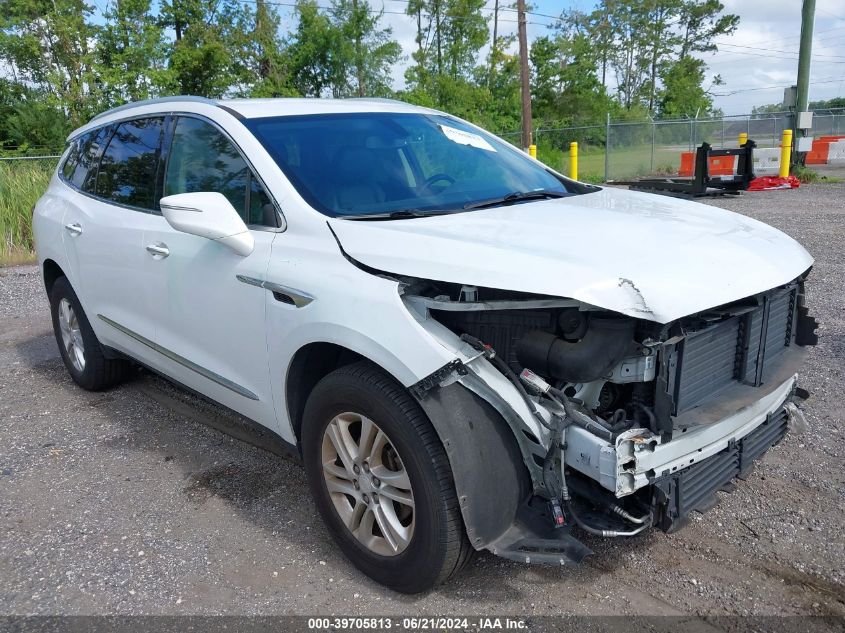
<box><xmin>346</xmin><ymin>97</ymin><xmax>410</xmax><ymax>105</ymax></box>
<box><xmin>89</xmin><ymin>95</ymin><xmax>218</xmax><ymax>122</ymax></box>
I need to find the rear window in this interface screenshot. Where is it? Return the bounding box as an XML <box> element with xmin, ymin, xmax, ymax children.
<box><xmin>96</xmin><ymin>117</ymin><xmax>165</xmax><ymax>210</ymax></box>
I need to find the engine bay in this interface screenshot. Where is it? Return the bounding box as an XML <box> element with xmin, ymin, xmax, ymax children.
<box><xmin>401</xmin><ymin>272</ymin><xmax>817</xmax><ymax>538</ymax></box>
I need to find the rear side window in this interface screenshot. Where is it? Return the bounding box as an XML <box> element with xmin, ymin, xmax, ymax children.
<box><xmin>164</xmin><ymin>117</ymin><xmax>277</xmax><ymax>227</ymax></box>
<box><xmin>96</xmin><ymin>117</ymin><xmax>164</xmax><ymax>210</ymax></box>
<box><xmin>61</xmin><ymin>139</ymin><xmax>82</xmax><ymax>181</ymax></box>
<box><xmin>61</xmin><ymin>126</ymin><xmax>113</xmax><ymax>192</ymax></box>
<box><xmin>76</xmin><ymin>127</ymin><xmax>112</xmax><ymax>192</ymax></box>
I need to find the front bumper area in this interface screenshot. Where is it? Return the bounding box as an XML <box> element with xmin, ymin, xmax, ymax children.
<box><xmin>565</xmin><ymin>371</ymin><xmax>799</xmax><ymax>498</ymax></box>
<box><xmin>652</xmin><ymin>397</ymin><xmax>792</xmax><ymax>532</ymax></box>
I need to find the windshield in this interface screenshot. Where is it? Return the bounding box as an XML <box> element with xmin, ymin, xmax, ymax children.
<box><xmin>244</xmin><ymin>112</ymin><xmax>592</xmax><ymax>218</ymax></box>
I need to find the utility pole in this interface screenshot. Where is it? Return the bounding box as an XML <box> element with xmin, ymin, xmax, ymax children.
<box><xmin>794</xmin><ymin>0</ymin><xmax>815</xmax><ymax>162</ymax></box>
<box><xmin>517</xmin><ymin>0</ymin><xmax>532</xmax><ymax>151</ymax></box>
<box><xmin>795</xmin><ymin>0</ymin><xmax>815</xmax><ymax>116</ymax></box>
<box><xmin>488</xmin><ymin>0</ymin><xmax>499</xmax><ymax>89</ymax></box>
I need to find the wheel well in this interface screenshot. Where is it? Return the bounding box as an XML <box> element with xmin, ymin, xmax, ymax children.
<box><xmin>286</xmin><ymin>343</ymin><xmax>364</xmax><ymax>443</ymax></box>
<box><xmin>43</xmin><ymin>259</ymin><xmax>65</xmax><ymax>295</ymax></box>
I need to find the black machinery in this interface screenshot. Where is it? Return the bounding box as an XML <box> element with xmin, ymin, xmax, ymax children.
<box><xmin>612</xmin><ymin>140</ymin><xmax>756</xmax><ymax>198</ymax></box>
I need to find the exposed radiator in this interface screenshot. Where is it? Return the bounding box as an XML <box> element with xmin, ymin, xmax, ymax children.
<box><xmin>654</xmin><ymin>402</ymin><xmax>789</xmax><ymax>532</ymax></box>
<box><xmin>667</xmin><ymin>286</ymin><xmax>797</xmax><ymax>415</ymax></box>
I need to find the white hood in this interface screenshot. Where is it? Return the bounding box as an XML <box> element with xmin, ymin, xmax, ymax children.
<box><xmin>328</xmin><ymin>187</ymin><xmax>813</xmax><ymax>323</ymax></box>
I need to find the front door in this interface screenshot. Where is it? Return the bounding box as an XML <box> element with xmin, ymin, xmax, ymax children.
<box><xmin>142</xmin><ymin>115</ymin><xmax>282</xmax><ymax>427</ymax></box>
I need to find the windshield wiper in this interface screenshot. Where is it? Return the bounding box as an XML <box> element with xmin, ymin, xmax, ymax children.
<box><xmin>342</xmin><ymin>209</ymin><xmax>455</xmax><ymax>221</ymax></box>
<box><xmin>463</xmin><ymin>189</ymin><xmax>568</xmax><ymax>210</ymax></box>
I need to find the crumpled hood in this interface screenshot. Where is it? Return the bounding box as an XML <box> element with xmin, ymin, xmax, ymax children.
<box><xmin>328</xmin><ymin>187</ymin><xmax>813</xmax><ymax>323</ymax></box>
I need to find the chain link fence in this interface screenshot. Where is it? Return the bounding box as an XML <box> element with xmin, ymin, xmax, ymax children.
<box><xmin>504</xmin><ymin>108</ymin><xmax>845</xmax><ymax>183</ymax></box>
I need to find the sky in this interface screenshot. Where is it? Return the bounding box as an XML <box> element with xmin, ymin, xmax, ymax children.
<box><xmin>356</xmin><ymin>0</ymin><xmax>845</xmax><ymax>116</ymax></box>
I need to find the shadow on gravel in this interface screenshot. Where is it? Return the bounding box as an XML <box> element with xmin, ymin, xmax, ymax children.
<box><xmin>9</xmin><ymin>331</ymin><xmax>655</xmax><ymax>602</ymax></box>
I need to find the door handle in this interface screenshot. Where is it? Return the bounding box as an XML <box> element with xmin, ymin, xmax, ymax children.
<box><xmin>64</xmin><ymin>223</ymin><xmax>83</xmax><ymax>236</ymax></box>
<box><xmin>146</xmin><ymin>243</ymin><xmax>170</xmax><ymax>258</ymax></box>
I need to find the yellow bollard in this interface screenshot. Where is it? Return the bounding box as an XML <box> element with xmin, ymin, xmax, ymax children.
<box><xmin>779</xmin><ymin>129</ymin><xmax>792</xmax><ymax>178</ymax></box>
<box><xmin>738</xmin><ymin>132</ymin><xmax>748</xmax><ymax>147</ymax></box>
<box><xmin>569</xmin><ymin>142</ymin><xmax>578</xmax><ymax>181</ymax></box>
<box><xmin>529</xmin><ymin>144</ymin><xmax>537</xmax><ymax>159</ymax></box>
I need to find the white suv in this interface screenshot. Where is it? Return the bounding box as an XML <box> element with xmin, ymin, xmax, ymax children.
<box><xmin>33</xmin><ymin>96</ymin><xmax>818</xmax><ymax>593</ymax></box>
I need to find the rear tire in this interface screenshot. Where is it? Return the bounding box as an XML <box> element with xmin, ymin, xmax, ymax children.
<box><xmin>50</xmin><ymin>276</ymin><xmax>132</xmax><ymax>391</ymax></box>
<box><xmin>302</xmin><ymin>361</ymin><xmax>474</xmax><ymax>593</ymax></box>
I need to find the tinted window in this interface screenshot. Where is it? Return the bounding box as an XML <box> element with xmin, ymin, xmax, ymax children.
<box><xmin>245</xmin><ymin>113</ymin><xmax>583</xmax><ymax>218</ymax></box>
<box><xmin>164</xmin><ymin>117</ymin><xmax>276</xmax><ymax>227</ymax></box>
<box><xmin>72</xmin><ymin>127</ymin><xmax>112</xmax><ymax>192</ymax></box>
<box><xmin>96</xmin><ymin>118</ymin><xmax>164</xmax><ymax>209</ymax></box>
<box><xmin>62</xmin><ymin>138</ymin><xmax>82</xmax><ymax>181</ymax></box>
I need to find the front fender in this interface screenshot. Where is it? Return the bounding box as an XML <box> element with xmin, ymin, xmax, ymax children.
<box><xmin>415</xmin><ymin>380</ymin><xmax>529</xmax><ymax>549</ymax></box>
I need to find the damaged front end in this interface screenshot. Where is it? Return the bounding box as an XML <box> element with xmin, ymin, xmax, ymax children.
<box><xmin>401</xmin><ymin>273</ymin><xmax>818</xmax><ymax>564</ymax></box>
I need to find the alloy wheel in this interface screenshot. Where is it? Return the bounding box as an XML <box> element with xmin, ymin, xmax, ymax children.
<box><xmin>57</xmin><ymin>298</ymin><xmax>85</xmax><ymax>373</ymax></box>
<box><xmin>321</xmin><ymin>412</ymin><xmax>415</xmax><ymax>556</ymax></box>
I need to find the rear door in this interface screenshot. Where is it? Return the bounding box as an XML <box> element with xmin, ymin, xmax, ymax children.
<box><xmin>62</xmin><ymin>117</ymin><xmax>166</xmax><ymax>366</ymax></box>
<box><xmin>142</xmin><ymin>115</ymin><xmax>280</xmax><ymax>426</ymax></box>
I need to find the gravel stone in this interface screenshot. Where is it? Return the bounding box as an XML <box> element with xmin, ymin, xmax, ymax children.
<box><xmin>1</xmin><ymin>184</ymin><xmax>843</xmax><ymax>617</ymax></box>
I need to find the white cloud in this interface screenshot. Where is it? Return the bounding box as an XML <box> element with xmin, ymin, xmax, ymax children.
<box><xmin>702</xmin><ymin>0</ymin><xmax>845</xmax><ymax>113</ymax></box>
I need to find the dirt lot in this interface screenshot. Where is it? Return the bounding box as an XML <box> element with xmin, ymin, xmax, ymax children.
<box><xmin>1</xmin><ymin>184</ymin><xmax>844</xmax><ymax>624</ymax></box>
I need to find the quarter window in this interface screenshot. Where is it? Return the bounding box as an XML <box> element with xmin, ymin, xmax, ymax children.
<box><xmin>164</xmin><ymin>117</ymin><xmax>277</xmax><ymax>227</ymax></box>
<box><xmin>96</xmin><ymin>117</ymin><xmax>164</xmax><ymax>210</ymax></box>
<box><xmin>75</xmin><ymin>127</ymin><xmax>112</xmax><ymax>192</ymax></box>
<box><xmin>61</xmin><ymin>138</ymin><xmax>82</xmax><ymax>181</ymax></box>
<box><xmin>62</xmin><ymin>126</ymin><xmax>113</xmax><ymax>192</ymax></box>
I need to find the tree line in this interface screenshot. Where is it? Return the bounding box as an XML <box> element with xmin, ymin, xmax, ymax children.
<box><xmin>0</xmin><ymin>0</ymin><xmax>739</xmax><ymax>153</ymax></box>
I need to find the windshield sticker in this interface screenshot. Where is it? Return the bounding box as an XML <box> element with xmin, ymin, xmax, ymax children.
<box><xmin>438</xmin><ymin>124</ymin><xmax>497</xmax><ymax>152</ymax></box>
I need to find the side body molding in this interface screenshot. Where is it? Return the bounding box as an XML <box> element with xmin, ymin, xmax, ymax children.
<box><xmin>97</xmin><ymin>314</ymin><xmax>259</xmax><ymax>400</ymax></box>
<box><xmin>236</xmin><ymin>274</ymin><xmax>315</xmax><ymax>308</ymax></box>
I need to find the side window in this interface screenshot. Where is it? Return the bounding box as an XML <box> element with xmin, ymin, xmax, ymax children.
<box><xmin>76</xmin><ymin>126</ymin><xmax>112</xmax><ymax>193</ymax></box>
<box><xmin>62</xmin><ymin>127</ymin><xmax>112</xmax><ymax>192</ymax></box>
<box><xmin>61</xmin><ymin>138</ymin><xmax>82</xmax><ymax>181</ymax></box>
<box><xmin>96</xmin><ymin>117</ymin><xmax>164</xmax><ymax>210</ymax></box>
<box><xmin>164</xmin><ymin>117</ymin><xmax>277</xmax><ymax>227</ymax></box>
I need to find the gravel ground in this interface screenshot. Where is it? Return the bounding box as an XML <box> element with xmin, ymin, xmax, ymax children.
<box><xmin>1</xmin><ymin>184</ymin><xmax>844</xmax><ymax>623</ymax></box>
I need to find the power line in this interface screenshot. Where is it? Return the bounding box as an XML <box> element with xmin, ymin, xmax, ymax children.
<box><xmin>712</xmin><ymin>77</ymin><xmax>844</xmax><ymax>96</ymax></box>
<box><xmin>237</xmin><ymin>0</ymin><xmax>555</xmax><ymax>25</ymax></box>
<box><xmin>714</xmin><ymin>41</ymin><xmax>845</xmax><ymax>60</ymax></box>
<box><xmin>381</xmin><ymin>0</ymin><xmax>563</xmax><ymax>22</ymax></box>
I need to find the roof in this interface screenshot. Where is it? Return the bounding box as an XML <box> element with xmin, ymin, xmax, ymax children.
<box><xmin>69</xmin><ymin>96</ymin><xmax>437</xmax><ymax>142</ymax></box>
<box><xmin>219</xmin><ymin>97</ymin><xmax>433</xmax><ymax>119</ymax></box>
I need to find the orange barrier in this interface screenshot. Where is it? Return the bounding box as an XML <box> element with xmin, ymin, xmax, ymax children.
<box><xmin>807</xmin><ymin>135</ymin><xmax>845</xmax><ymax>165</ymax></box>
<box><xmin>806</xmin><ymin>141</ymin><xmax>830</xmax><ymax>165</ymax></box>
<box><xmin>678</xmin><ymin>152</ymin><xmax>736</xmax><ymax>176</ymax></box>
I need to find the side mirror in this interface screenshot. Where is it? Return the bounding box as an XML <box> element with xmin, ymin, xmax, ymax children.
<box><xmin>159</xmin><ymin>192</ymin><xmax>255</xmax><ymax>256</ymax></box>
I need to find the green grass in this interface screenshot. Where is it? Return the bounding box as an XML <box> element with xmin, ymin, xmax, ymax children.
<box><xmin>535</xmin><ymin>144</ymin><xmax>684</xmax><ymax>183</ymax></box>
<box><xmin>0</xmin><ymin>159</ymin><xmax>55</xmax><ymax>265</ymax></box>
<box><xmin>792</xmin><ymin>164</ymin><xmax>844</xmax><ymax>184</ymax></box>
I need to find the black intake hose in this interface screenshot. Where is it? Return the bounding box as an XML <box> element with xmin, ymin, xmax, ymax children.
<box><xmin>516</xmin><ymin>317</ymin><xmax>635</xmax><ymax>383</ymax></box>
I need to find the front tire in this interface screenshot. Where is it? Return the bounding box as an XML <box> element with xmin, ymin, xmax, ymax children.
<box><xmin>50</xmin><ymin>276</ymin><xmax>131</xmax><ymax>391</ymax></box>
<box><xmin>302</xmin><ymin>361</ymin><xmax>473</xmax><ymax>593</ymax></box>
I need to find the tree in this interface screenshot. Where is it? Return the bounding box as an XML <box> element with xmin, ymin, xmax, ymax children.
<box><xmin>0</xmin><ymin>0</ymin><xmax>99</xmax><ymax>126</ymax></box>
<box><xmin>288</xmin><ymin>0</ymin><xmax>337</xmax><ymax>97</ymax></box>
<box><xmin>530</xmin><ymin>31</ymin><xmax>613</xmax><ymax>126</ymax></box>
<box><xmin>606</xmin><ymin>1</ymin><xmax>651</xmax><ymax>110</ymax></box>
<box><xmin>95</xmin><ymin>0</ymin><xmax>170</xmax><ymax>106</ymax></box>
<box><xmin>404</xmin><ymin>0</ymin><xmax>487</xmax><ymax>102</ymax></box>
<box><xmin>442</xmin><ymin>0</ymin><xmax>488</xmax><ymax>80</ymax></box>
<box><xmin>160</xmin><ymin>0</ymin><xmax>252</xmax><ymax>97</ymax></box>
<box><xmin>235</xmin><ymin>0</ymin><xmax>295</xmax><ymax>97</ymax></box>
<box><xmin>571</xmin><ymin>0</ymin><xmax>737</xmax><ymax>116</ymax></box>
<box><xmin>331</xmin><ymin>0</ymin><xmax>401</xmax><ymax>97</ymax></box>
<box><xmin>677</xmin><ymin>0</ymin><xmax>739</xmax><ymax>60</ymax></box>
<box><xmin>658</xmin><ymin>56</ymin><xmax>717</xmax><ymax>118</ymax></box>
